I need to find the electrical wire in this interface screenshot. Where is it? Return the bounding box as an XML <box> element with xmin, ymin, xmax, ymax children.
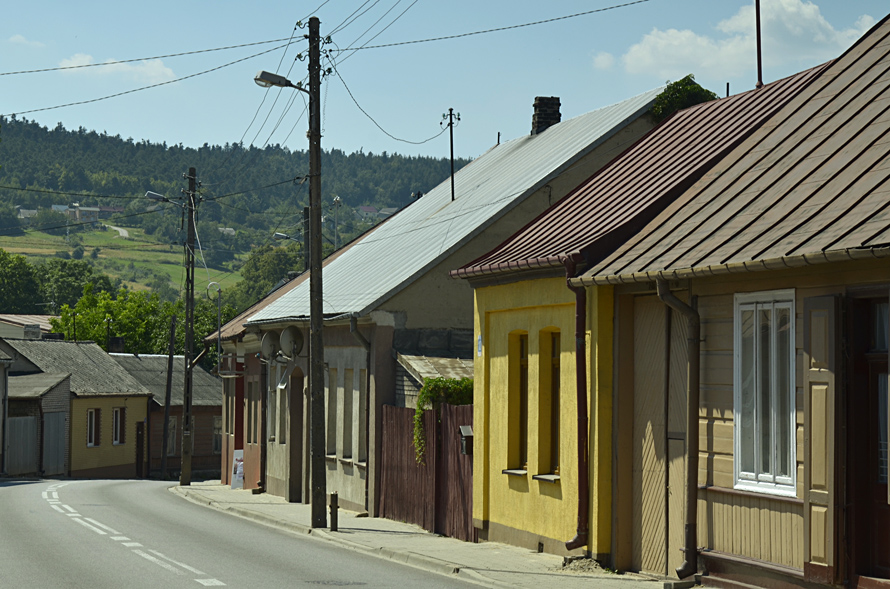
<box><xmin>329</xmin><ymin>1</ymin><xmax>377</xmax><ymax>37</ymax></box>
<box><xmin>0</xmin><ymin>38</ymin><xmax>300</xmax><ymax>77</ymax></box>
<box><xmin>0</xmin><ymin>184</ymin><xmax>144</xmax><ymax>199</ymax></box>
<box><xmin>3</xmin><ymin>43</ymin><xmax>292</xmax><ymax>118</ymax></box>
<box><xmin>335</xmin><ymin>0</ymin><xmax>419</xmax><ymax>66</ymax></box>
<box><xmin>334</xmin><ymin>0</ymin><xmax>655</xmax><ymax>53</ymax></box>
<box><xmin>330</xmin><ymin>64</ymin><xmax>447</xmax><ymax>145</ymax></box>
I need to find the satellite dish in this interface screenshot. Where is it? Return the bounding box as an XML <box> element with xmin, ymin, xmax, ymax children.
<box><xmin>260</xmin><ymin>331</ymin><xmax>280</xmax><ymax>360</ymax></box>
<box><xmin>279</xmin><ymin>326</ymin><xmax>304</xmax><ymax>359</ymax></box>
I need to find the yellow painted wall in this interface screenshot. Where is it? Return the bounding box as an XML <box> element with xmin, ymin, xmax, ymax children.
<box><xmin>70</xmin><ymin>395</ymin><xmax>148</xmax><ymax>474</ymax></box>
<box><xmin>474</xmin><ymin>275</ymin><xmax>613</xmax><ymax>555</ymax></box>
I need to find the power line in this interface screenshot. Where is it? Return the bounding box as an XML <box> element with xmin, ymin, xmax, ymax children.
<box><xmin>0</xmin><ymin>184</ymin><xmax>143</xmax><ymax>199</ymax></box>
<box><xmin>335</xmin><ymin>0</ymin><xmax>419</xmax><ymax>66</ymax></box>
<box><xmin>330</xmin><ymin>64</ymin><xmax>446</xmax><ymax>145</ymax></box>
<box><xmin>334</xmin><ymin>0</ymin><xmax>655</xmax><ymax>52</ymax></box>
<box><xmin>3</xmin><ymin>43</ymin><xmax>292</xmax><ymax>118</ymax></box>
<box><xmin>0</xmin><ymin>38</ymin><xmax>299</xmax><ymax>77</ymax></box>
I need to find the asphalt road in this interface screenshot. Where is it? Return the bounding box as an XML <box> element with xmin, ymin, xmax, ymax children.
<box><xmin>0</xmin><ymin>479</ymin><xmax>475</xmax><ymax>589</ymax></box>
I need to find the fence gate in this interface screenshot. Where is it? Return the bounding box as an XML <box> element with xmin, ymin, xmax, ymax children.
<box><xmin>379</xmin><ymin>404</ymin><xmax>474</xmax><ymax>542</ymax></box>
<box><xmin>43</xmin><ymin>412</ymin><xmax>67</xmax><ymax>476</ymax></box>
<box><xmin>7</xmin><ymin>416</ymin><xmax>38</xmax><ymax>476</ymax></box>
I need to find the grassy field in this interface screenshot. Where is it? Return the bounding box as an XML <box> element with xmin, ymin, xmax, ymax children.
<box><xmin>0</xmin><ymin>224</ymin><xmax>243</xmax><ymax>293</ymax></box>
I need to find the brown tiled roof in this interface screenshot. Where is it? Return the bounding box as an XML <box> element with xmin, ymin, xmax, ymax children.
<box><xmin>582</xmin><ymin>15</ymin><xmax>890</xmax><ymax>285</ymax></box>
<box><xmin>452</xmin><ymin>66</ymin><xmax>826</xmax><ymax>280</ymax></box>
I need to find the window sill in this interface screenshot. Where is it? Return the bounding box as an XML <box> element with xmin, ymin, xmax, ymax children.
<box><xmin>502</xmin><ymin>469</ymin><xmax>527</xmax><ymax>477</ymax></box>
<box><xmin>339</xmin><ymin>457</ymin><xmax>354</xmax><ymax>465</ymax></box>
<box><xmin>355</xmin><ymin>460</ymin><xmax>368</xmax><ymax>469</ymax></box>
<box><xmin>700</xmin><ymin>484</ymin><xmax>802</xmax><ymax>504</ymax></box>
<box><xmin>532</xmin><ymin>473</ymin><xmax>560</xmax><ymax>483</ymax></box>
<box><xmin>325</xmin><ymin>454</ymin><xmax>337</xmax><ymax>462</ymax></box>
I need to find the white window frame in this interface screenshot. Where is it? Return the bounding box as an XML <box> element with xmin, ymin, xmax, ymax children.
<box><xmin>112</xmin><ymin>407</ymin><xmax>123</xmax><ymax>446</ymax></box>
<box><xmin>733</xmin><ymin>289</ymin><xmax>797</xmax><ymax>497</ymax></box>
<box><xmin>87</xmin><ymin>409</ymin><xmax>98</xmax><ymax>447</ymax></box>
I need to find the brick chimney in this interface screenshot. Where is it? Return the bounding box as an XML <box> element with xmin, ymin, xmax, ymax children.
<box><xmin>531</xmin><ymin>96</ymin><xmax>561</xmax><ymax>135</ymax></box>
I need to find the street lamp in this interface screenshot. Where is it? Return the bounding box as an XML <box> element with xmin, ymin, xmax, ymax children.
<box><xmin>255</xmin><ymin>16</ymin><xmax>326</xmax><ymax>528</ymax></box>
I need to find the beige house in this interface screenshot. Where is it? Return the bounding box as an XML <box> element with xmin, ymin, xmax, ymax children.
<box><xmin>215</xmin><ymin>90</ymin><xmax>664</xmax><ymax>513</ymax></box>
<box><xmin>577</xmin><ymin>14</ymin><xmax>890</xmax><ymax>587</ymax></box>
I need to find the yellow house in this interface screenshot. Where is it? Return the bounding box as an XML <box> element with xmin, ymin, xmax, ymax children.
<box><xmin>452</xmin><ymin>67</ymin><xmax>821</xmax><ymax>559</ymax></box>
<box><xmin>0</xmin><ymin>338</ymin><xmax>151</xmax><ymax>478</ymax></box>
<box><xmin>578</xmin><ymin>15</ymin><xmax>890</xmax><ymax>585</ymax></box>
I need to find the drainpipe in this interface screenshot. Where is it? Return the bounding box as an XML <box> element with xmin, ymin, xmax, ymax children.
<box><xmin>350</xmin><ymin>314</ymin><xmax>372</xmax><ymax>513</ymax></box>
<box><xmin>563</xmin><ymin>257</ymin><xmax>589</xmax><ymax>552</ymax></box>
<box><xmin>655</xmin><ymin>278</ymin><xmax>700</xmax><ymax>579</ymax></box>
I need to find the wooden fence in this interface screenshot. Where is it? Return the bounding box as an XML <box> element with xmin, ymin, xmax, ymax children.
<box><xmin>379</xmin><ymin>404</ymin><xmax>474</xmax><ymax>542</ymax></box>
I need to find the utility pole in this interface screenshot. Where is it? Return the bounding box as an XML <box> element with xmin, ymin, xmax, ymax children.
<box><xmin>755</xmin><ymin>0</ymin><xmax>763</xmax><ymax>89</ymax></box>
<box><xmin>308</xmin><ymin>16</ymin><xmax>327</xmax><ymax>528</ymax></box>
<box><xmin>303</xmin><ymin>206</ymin><xmax>310</xmax><ymax>273</ymax></box>
<box><xmin>180</xmin><ymin>167</ymin><xmax>197</xmax><ymax>487</ymax></box>
<box><xmin>441</xmin><ymin>108</ymin><xmax>460</xmax><ymax>201</ymax></box>
<box><xmin>161</xmin><ymin>316</ymin><xmax>176</xmax><ymax>478</ymax></box>
<box><xmin>332</xmin><ymin>196</ymin><xmax>341</xmax><ymax>250</ymax></box>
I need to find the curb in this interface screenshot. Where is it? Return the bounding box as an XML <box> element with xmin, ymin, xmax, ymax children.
<box><xmin>170</xmin><ymin>486</ymin><xmax>490</xmax><ymax>586</ymax></box>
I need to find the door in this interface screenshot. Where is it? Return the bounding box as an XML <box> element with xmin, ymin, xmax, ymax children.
<box><xmin>848</xmin><ymin>296</ymin><xmax>890</xmax><ymax>581</ymax></box>
<box><xmin>630</xmin><ymin>295</ymin><xmax>688</xmax><ymax>575</ymax></box>
<box><xmin>7</xmin><ymin>417</ymin><xmax>38</xmax><ymax>476</ymax></box>
<box><xmin>42</xmin><ymin>412</ymin><xmax>66</xmax><ymax>476</ymax></box>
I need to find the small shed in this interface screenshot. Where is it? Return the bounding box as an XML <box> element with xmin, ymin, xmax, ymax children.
<box><xmin>7</xmin><ymin>372</ymin><xmax>71</xmax><ymax>476</ymax></box>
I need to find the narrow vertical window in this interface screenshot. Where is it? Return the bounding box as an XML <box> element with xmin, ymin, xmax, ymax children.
<box><xmin>212</xmin><ymin>416</ymin><xmax>222</xmax><ymax>454</ymax></box>
<box><xmin>734</xmin><ymin>290</ymin><xmax>796</xmax><ymax>496</ymax></box>
<box><xmin>358</xmin><ymin>369</ymin><xmax>368</xmax><ymax>462</ymax></box>
<box><xmin>327</xmin><ymin>368</ymin><xmax>338</xmax><ymax>456</ymax></box>
<box><xmin>279</xmin><ymin>384</ymin><xmax>288</xmax><ymax>445</ymax></box>
<box><xmin>519</xmin><ymin>334</ymin><xmax>529</xmax><ymax>470</ymax></box>
<box><xmin>343</xmin><ymin>369</ymin><xmax>354</xmax><ymax>459</ymax></box>
<box><xmin>87</xmin><ymin>409</ymin><xmax>98</xmax><ymax>447</ymax></box>
<box><xmin>112</xmin><ymin>407</ymin><xmax>125</xmax><ymax>445</ymax></box>
<box><xmin>550</xmin><ymin>333</ymin><xmax>560</xmax><ymax>475</ymax></box>
<box><xmin>168</xmin><ymin>416</ymin><xmax>177</xmax><ymax>456</ymax></box>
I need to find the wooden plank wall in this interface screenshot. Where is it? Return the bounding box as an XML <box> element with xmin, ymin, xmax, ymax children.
<box><xmin>437</xmin><ymin>404</ymin><xmax>475</xmax><ymax>542</ymax></box>
<box><xmin>697</xmin><ymin>293</ymin><xmax>805</xmax><ymax>569</ymax></box>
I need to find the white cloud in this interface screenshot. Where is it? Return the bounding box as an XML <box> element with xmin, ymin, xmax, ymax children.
<box><xmin>622</xmin><ymin>0</ymin><xmax>875</xmax><ymax>80</ymax></box>
<box><xmin>592</xmin><ymin>51</ymin><xmax>616</xmax><ymax>71</ymax></box>
<box><xmin>59</xmin><ymin>54</ymin><xmax>175</xmax><ymax>84</ymax></box>
<box><xmin>8</xmin><ymin>34</ymin><xmax>44</xmax><ymax>48</ymax></box>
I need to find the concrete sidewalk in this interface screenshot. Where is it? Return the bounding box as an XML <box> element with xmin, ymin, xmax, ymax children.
<box><xmin>172</xmin><ymin>481</ymin><xmax>659</xmax><ymax>588</ymax></box>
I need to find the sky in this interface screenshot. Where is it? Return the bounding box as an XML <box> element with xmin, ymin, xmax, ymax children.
<box><xmin>1</xmin><ymin>0</ymin><xmax>886</xmax><ymax>171</ymax></box>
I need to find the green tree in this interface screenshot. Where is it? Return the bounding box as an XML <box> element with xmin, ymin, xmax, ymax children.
<box><xmin>34</xmin><ymin>258</ymin><xmax>117</xmax><ymax>311</ymax></box>
<box><xmin>224</xmin><ymin>243</ymin><xmax>304</xmax><ymax>311</ymax></box>
<box><xmin>0</xmin><ymin>203</ymin><xmax>22</xmax><ymax>236</ymax></box>
<box><xmin>0</xmin><ymin>249</ymin><xmax>41</xmax><ymax>313</ymax></box>
<box><xmin>650</xmin><ymin>74</ymin><xmax>719</xmax><ymax>123</ymax></box>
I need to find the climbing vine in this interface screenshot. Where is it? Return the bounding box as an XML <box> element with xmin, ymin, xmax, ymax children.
<box><xmin>413</xmin><ymin>376</ymin><xmax>473</xmax><ymax>463</ymax></box>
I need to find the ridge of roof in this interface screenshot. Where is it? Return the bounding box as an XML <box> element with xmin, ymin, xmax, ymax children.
<box><xmin>452</xmin><ymin>63</ymin><xmax>829</xmax><ymax>280</ymax></box>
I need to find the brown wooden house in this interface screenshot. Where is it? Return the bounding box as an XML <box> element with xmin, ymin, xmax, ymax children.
<box><xmin>576</xmin><ymin>14</ymin><xmax>890</xmax><ymax>587</ymax></box>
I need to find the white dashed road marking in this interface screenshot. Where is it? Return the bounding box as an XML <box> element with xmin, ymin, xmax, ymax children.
<box><xmin>133</xmin><ymin>550</ymin><xmax>185</xmax><ymax>575</ymax></box>
<box><xmin>72</xmin><ymin>518</ymin><xmax>107</xmax><ymax>535</ymax></box>
<box><xmin>47</xmin><ymin>483</ymin><xmax>224</xmax><ymax>586</ymax></box>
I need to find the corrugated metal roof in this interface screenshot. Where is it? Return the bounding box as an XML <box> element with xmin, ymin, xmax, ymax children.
<box><xmin>3</xmin><ymin>338</ymin><xmax>151</xmax><ymax>396</ymax></box>
<box><xmin>454</xmin><ymin>66</ymin><xmax>826</xmax><ymax>279</ymax></box>
<box><xmin>395</xmin><ymin>353</ymin><xmax>474</xmax><ymax>383</ymax></box>
<box><xmin>8</xmin><ymin>373</ymin><xmax>69</xmax><ymax>399</ymax></box>
<box><xmin>246</xmin><ymin>88</ymin><xmax>662</xmax><ymax>324</ymax></box>
<box><xmin>110</xmin><ymin>353</ymin><xmax>221</xmax><ymax>407</ymax></box>
<box><xmin>0</xmin><ymin>315</ymin><xmax>56</xmax><ymax>332</ymax></box>
<box><xmin>583</xmin><ymin>15</ymin><xmax>890</xmax><ymax>285</ymax></box>
<box><xmin>209</xmin><ymin>219</ymin><xmax>388</xmax><ymax>342</ymax></box>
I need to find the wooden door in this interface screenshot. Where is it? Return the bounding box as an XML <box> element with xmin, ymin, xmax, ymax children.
<box><xmin>848</xmin><ymin>296</ymin><xmax>890</xmax><ymax>581</ymax></box>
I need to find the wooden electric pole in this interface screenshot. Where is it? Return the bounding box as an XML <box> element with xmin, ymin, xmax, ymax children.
<box><xmin>307</xmin><ymin>16</ymin><xmax>327</xmax><ymax>528</ymax></box>
<box><xmin>442</xmin><ymin>108</ymin><xmax>460</xmax><ymax>201</ymax></box>
<box><xmin>161</xmin><ymin>315</ymin><xmax>176</xmax><ymax>478</ymax></box>
<box><xmin>180</xmin><ymin>167</ymin><xmax>197</xmax><ymax>486</ymax></box>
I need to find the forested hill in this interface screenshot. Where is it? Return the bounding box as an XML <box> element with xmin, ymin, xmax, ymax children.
<box><xmin>0</xmin><ymin>115</ymin><xmax>470</xmax><ymax>242</ymax></box>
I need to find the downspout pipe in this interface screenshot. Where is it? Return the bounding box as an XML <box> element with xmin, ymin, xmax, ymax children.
<box><xmin>655</xmin><ymin>278</ymin><xmax>700</xmax><ymax>579</ymax></box>
<box><xmin>563</xmin><ymin>257</ymin><xmax>589</xmax><ymax>552</ymax></box>
<box><xmin>350</xmin><ymin>314</ymin><xmax>372</xmax><ymax>513</ymax></box>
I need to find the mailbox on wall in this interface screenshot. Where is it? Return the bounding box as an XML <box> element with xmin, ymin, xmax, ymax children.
<box><xmin>459</xmin><ymin>425</ymin><xmax>473</xmax><ymax>456</ymax></box>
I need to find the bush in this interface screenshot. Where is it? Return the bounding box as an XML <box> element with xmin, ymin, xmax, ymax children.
<box><xmin>413</xmin><ymin>376</ymin><xmax>473</xmax><ymax>463</ymax></box>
